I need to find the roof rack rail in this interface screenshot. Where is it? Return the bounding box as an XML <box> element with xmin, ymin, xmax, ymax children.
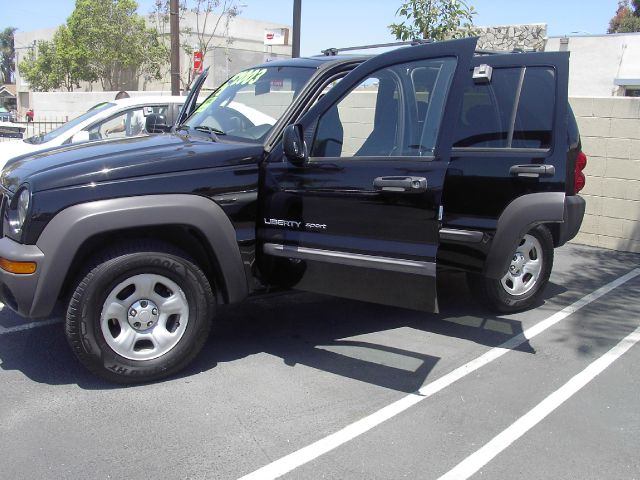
<box><xmin>320</xmin><ymin>39</ymin><xmax>432</xmax><ymax>56</ymax></box>
<box><xmin>319</xmin><ymin>40</ymin><xmax>539</xmax><ymax>57</ymax></box>
<box><xmin>475</xmin><ymin>47</ymin><xmax>539</xmax><ymax>55</ymax></box>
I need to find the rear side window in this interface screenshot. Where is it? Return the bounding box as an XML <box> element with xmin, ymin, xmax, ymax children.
<box><xmin>453</xmin><ymin>68</ymin><xmax>520</xmax><ymax>148</ymax></box>
<box><xmin>453</xmin><ymin>66</ymin><xmax>556</xmax><ymax>150</ymax></box>
<box><xmin>513</xmin><ymin>67</ymin><xmax>555</xmax><ymax>149</ymax></box>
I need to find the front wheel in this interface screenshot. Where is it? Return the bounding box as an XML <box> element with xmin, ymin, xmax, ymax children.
<box><xmin>467</xmin><ymin>225</ymin><xmax>554</xmax><ymax>313</ymax></box>
<box><xmin>65</xmin><ymin>242</ymin><xmax>214</xmax><ymax>383</ymax></box>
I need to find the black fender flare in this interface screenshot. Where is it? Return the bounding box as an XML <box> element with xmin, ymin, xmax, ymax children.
<box><xmin>483</xmin><ymin>192</ymin><xmax>565</xmax><ymax>279</ymax></box>
<box><xmin>30</xmin><ymin>194</ymin><xmax>248</xmax><ymax>317</ymax></box>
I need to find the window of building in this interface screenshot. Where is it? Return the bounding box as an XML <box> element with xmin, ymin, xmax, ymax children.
<box><xmin>624</xmin><ymin>87</ymin><xmax>640</xmax><ymax>97</ymax></box>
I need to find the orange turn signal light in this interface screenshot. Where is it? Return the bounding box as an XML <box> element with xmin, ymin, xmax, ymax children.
<box><xmin>0</xmin><ymin>258</ymin><xmax>37</xmax><ymax>274</ymax></box>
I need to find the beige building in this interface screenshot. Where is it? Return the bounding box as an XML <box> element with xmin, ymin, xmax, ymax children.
<box><xmin>13</xmin><ymin>13</ymin><xmax>292</xmax><ymax>115</ymax></box>
<box><xmin>546</xmin><ymin>33</ymin><xmax>640</xmax><ymax>97</ymax></box>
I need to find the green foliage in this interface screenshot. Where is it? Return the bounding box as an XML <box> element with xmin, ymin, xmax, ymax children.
<box><xmin>0</xmin><ymin>27</ymin><xmax>16</xmax><ymax>83</ymax></box>
<box><xmin>54</xmin><ymin>25</ymin><xmax>92</xmax><ymax>91</ymax></box>
<box><xmin>618</xmin><ymin>15</ymin><xmax>640</xmax><ymax>32</ymax></box>
<box><xmin>67</xmin><ymin>0</ymin><xmax>168</xmax><ymax>90</ymax></box>
<box><xmin>21</xmin><ymin>0</ymin><xmax>168</xmax><ymax>91</ymax></box>
<box><xmin>389</xmin><ymin>0</ymin><xmax>476</xmax><ymax>41</ymax></box>
<box><xmin>19</xmin><ymin>26</ymin><xmax>89</xmax><ymax>92</ymax></box>
<box><xmin>19</xmin><ymin>41</ymin><xmax>61</xmax><ymax>91</ymax></box>
<box><xmin>609</xmin><ymin>0</ymin><xmax>640</xmax><ymax>33</ymax></box>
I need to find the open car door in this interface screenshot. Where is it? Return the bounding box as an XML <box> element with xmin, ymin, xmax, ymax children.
<box><xmin>258</xmin><ymin>38</ymin><xmax>478</xmax><ymax>312</ymax></box>
<box><xmin>174</xmin><ymin>67</ymin><xmax>210</xmax><ymax>126</ymax></box>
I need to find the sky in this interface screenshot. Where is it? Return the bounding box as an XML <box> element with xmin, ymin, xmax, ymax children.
<box><xmin>2</xmin><ymin>0</ymin><xmax>620</xmax><ymax>56</ymax></box>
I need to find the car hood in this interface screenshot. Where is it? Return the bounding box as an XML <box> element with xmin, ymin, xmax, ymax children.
<box><xmin>1</xmin><ymin>133</ymin><xmax>263</xmax><ymax>194</ymax></box>
<box><xmin>0</xmin><ymin>139</ymin><xmax>38</xmax><ymax>169</ymax></box>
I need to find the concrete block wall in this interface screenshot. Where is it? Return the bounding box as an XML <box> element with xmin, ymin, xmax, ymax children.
<box><xmin>31</xmin><ymin>91</ymin><xmax>176</xmax><ymax>120</ymax></box>
<box><xmin>338</xmin><ymin>91</ymin><xmax>376</xmax><ymax>156</ymax></box>
<box><xmin>571</xmin><ymin>96</ymin><xmax>640</xmax><ymax>253</ymax></box>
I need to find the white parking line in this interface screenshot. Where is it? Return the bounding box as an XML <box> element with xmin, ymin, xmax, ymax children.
<box><xmin>0</xmin><ymin>318</ymin><xmax>63</xmax><ymax>335</ymax></box>
<box><xmin>438</xmin><ymin>323</ymin><xmax>640</xmax><ymax>480</ymax></box>
<box><xmin>237</xmin><ymin>268</ymin><xmax>640</xmax><ymax>480</ymax></box>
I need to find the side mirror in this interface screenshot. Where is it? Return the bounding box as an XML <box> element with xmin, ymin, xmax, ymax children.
<box><xmin>283</xmin><ymin>124</ymin><xmax>308</xmax><ymax>165</ymax></box>
<box><xmin>145</xmin><ymin>114</ymin><xmax>171</xmax><ymax>134</ymax></box>
<box><xmin>70</xmin><ymin>130</ymin><xmax>90</xmax><ymax>144</ymax></box>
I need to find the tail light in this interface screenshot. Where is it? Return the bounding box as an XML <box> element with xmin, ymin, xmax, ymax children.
<box><xmin>574</xmin><ymin>151</ymin><xmax>587</xmax><ymax>193</ymax></box>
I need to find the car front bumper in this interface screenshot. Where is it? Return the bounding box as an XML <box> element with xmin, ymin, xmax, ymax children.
<box><xmin>0</xmin><ymin>237</ymin><xmax>45</xmax><ymax>318</ymax></box>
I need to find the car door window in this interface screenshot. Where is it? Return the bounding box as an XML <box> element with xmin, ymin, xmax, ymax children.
<box><xmin>512</xmin><ymin>67</ymin><xmax>555</xmax><ymax>149</ymax></box>
<box><xmin>87</xmin><ymin>106</ymin><xmax>162</xmax><ymax>140</ymax></box>
<box><xmin>452</xmin><ymin>66</ymin><xmax>556</xmax><ymax>150</ymax></box>
<box><xmin>311</xmin><ymin>57</ymin><xmax>456</xmax><ymax>159</ymax></box>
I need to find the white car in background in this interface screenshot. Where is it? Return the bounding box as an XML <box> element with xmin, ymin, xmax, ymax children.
<box><xmin>0</xmin><ymin>96</ymin><xmax>185</xmax><ymax>168</ymax></box>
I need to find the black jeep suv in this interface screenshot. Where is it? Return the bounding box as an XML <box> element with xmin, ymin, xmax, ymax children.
<box><xmin>0</xmin><ymin>38</ymin><xmax>585</xmax><ymax>382</ymax></box>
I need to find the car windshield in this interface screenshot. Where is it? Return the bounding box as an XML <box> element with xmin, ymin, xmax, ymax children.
<box><xmin>24</xmin><ymin>102</ymin><xmax>115</xmax><ymax>144</ymax></box>
<box><xmin>183</xmin><ymin>66</ymin><xmax>316</xmax><ymax>143</ymax></box>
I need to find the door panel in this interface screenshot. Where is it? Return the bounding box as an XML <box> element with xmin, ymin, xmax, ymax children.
<box><xmin>258</xmin><ymin>38</ymin><xmax>478</xmax><ymax>312</ymax></box>
<box><xmin>443</xmin><ymin>53</ymin><xmax>569</xmax><ymax>229</ymax></box>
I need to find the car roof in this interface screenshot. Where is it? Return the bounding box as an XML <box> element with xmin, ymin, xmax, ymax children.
<box><xmin>109</xmin><ymin>95</ymin><xmax>186</xmax><ymax>107</ymax></box>
<box><xmin>251</xmin><ymin>55</ymin><xmax>371</xmax><ymax>70</ymax></box>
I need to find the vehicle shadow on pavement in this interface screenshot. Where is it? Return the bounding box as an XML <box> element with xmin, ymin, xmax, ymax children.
<box><xmin>0</xmin><ymin>272</ymin><xmax>538</xmax><ymax>390</ymax></box>
<box><xmin>181</xmin><ymin>270</ymin><xmax>544</xmax><ymax>393</ymax></box>
<box><xmin>1</xmin><ymin>243</ymin><xmax>635</xmax><ymax>389</ymax></box>
<box><xmin>552</xmin><ymin>244</ymin><xmax>640</xmax><ymax>357</ymax></box>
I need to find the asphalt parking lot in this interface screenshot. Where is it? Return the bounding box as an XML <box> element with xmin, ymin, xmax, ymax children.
<box><xmin>1</xmin><ymin>243</ymin><xmax>639</xmax><ymax>480</ymax></box>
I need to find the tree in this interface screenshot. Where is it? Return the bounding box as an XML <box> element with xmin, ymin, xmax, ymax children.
<box><xmin>389</xmin><ymin>0</ymin><xmax>476</xmax><ymax>41</ymax></box>
<box><xmin>149</xmin><ymin>0</ymin><xmax>242</xmax><ymax>88</ymax></box>
<box><xmin>191</xmin><ymin>0</ymin><xmax>241</xmax><ymax>64</ymax></box>
<box><xmin>19</xmin><ymin>25</ymin><xmax>91</xmax><ymax>91</ymax></box>
<box><xmin>52</xmin><ymin>25</ymin><xmax>90</xmax><ymax>91</ymax></box>
<box><xmin>609</xmin><ymin>0</ymin><xmax>640</xmax><ymax>33</ymax></box>
<box><xmin>19</xmin><ymin>41</ymin><xmax>61</xmax><ymax>91</ymax></box>
<box><xmin>0</xmin><ymin>27</ymin><xmax>17</xmax><ymax>83</ymax></box>
<box><xmin>67</xmin><ymin>0</ymin><xmax>168</xmax><ymax>90</ymax></box>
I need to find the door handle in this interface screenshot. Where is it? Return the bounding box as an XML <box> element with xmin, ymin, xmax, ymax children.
<box><xmin>509</xmin><ymin>164</ymin><xmax>555</xmax><ymax>177</ymax></box>
<box><xmin>373</xmin><ymin>176</ymin><xmax>427</xmax><ymax>193</ymax></box>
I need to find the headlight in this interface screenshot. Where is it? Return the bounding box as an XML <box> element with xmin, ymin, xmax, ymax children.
<box><xmin>17</xmin><ymin>189</ymin><xmax>30</xmax><ymax>229</ymax></box>
<box><xmin>8</xmin><ymin>186</ymin><xmax>31</xmax><ymax>236</ymax></box>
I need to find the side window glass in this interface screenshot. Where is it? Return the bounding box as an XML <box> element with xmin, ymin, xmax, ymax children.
<box><xmin>87</xmin><ymin>107</ymin><xmax>147</xmax><ymax>140</ymax></box>
<box><xmin>453</xmin><ymin>66</ymin><xmax>556</xmax><ymax>150</ymax></box>
<box><xmin>312</xmin><ymin>74</ymin><xmax>398</xmax><ymax>158</ymax></box>
<box><xmin>453</xmin><ymin>68</ymin><xmax>521</xmax><ymax>148</ymax></box>
<box><xmin>513</xmin><ymin>67</ymin><xmax>555</xmax><ymax>149</ymax></box>
<box><xmin>312</xmin><ymin>77</ymin><xmax>344</xmax><ymax>107</ymax></box>
<box><xmin>311</xmin><ymin>57</ymin><xmax>456</xmax><ymax>159</ymax></box>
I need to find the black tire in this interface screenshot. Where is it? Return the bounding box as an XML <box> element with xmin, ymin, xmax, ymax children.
<box><xmin>65</xmin><ymin>241</ymin><xmax>214</xmax><ymax>384</ymax></box>
<box><xmin>467</xmin><ymin>225</ymin><xmax>554</xmax><ymax>313</ymax></box>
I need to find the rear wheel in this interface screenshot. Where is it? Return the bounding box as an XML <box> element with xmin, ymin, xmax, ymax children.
<box><xmin>468</xmin><ymin>225</ymin><xmax>554</xmax><ymax>313</ymax></box>
<box><xmin>66</xmin><ymin>241</ymin><xmax>214</xmax><ymax>383</ymax></box>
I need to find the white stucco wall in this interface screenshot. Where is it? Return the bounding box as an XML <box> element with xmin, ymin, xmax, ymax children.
<box><xmin>29</xmin><ymin>91</ymin><xmax>179</xmax><ymax>121</ymax></box>
<box><xmin>546</xmin><ymin>33</ymin><xmax>640</xmax><ymax>97</ymax></box>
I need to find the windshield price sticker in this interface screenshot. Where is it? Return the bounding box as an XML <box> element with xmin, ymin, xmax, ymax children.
<box><xmin>229</xmin><ymin>68</ymin><xmax>268</xmax><ymax>86</ymax></box>
<box><xmin>194</xmin><ymin>68</ymin><xmax>269</xmax><ymax>114</ymax></box>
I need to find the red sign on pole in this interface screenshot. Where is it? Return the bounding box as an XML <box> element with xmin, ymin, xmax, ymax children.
<box><xmin>193</xmin><ymin>51</ymin><xmax>203</xmax><ymax>73</ymax></box>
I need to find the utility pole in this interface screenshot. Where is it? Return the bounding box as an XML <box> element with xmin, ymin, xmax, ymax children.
<box><xmin>170</xmin><ymin>0</ymin><xmax>180</xmax><ymax>95</ymax></box>
<box><xmin>292</xmin><ymin>0</ymin><xmax>301</xmax><ymax>58</ymax></box>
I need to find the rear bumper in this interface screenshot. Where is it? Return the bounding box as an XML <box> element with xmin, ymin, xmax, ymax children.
<box><xmin>557</xmin><ymin>195</ymin><xmax>586</xmax><ymax>246</ymax></box>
